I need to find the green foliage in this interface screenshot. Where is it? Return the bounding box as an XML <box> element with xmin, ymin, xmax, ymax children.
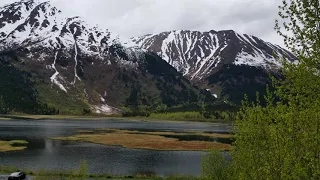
<box><xmin>230</xmin><ymin>1</ymin><xmax>320</xmax><ymax>179</ymax></box>
<box><xmin>201</xmin><ymin>150</ymin><xmax>230</xmax><ymax>180</ymax></box>
<box><xmin>201</xmin><ymin>1</ymin><xmax>320</xmax><ymax>179</ymax></box>
<box><xmin>120</xmin><ymin>52</ymin><xmax>216</xmax><ymax>109</ymax></box>
<box><xmin>0</xmin><ymin>166</ymin><xmax>24</xmax><ymax>174</ymax></box>
<box><xmin>166</xmin><ymin>175</ymin><xmax>198</xmax><ymax>180</ymax></box>
<box><xmin>8</xmin><ymin>140</ymin><xmax>28</xmax><ymax>147</ymax></box>
<box><xmin>149</xmin><ymin>111</ymin><xmax>203</xmax><ymax>121</ymax></box>
<box><xmin>0</xmin><ymin>96</ymin><xmax>6</xmax><ymax>114</ymax></box>
<box><xmin>33</xmin><ymin>160</ymin><xmax>89</xmax><ymax>180</ymax></box>
<box><xmin>275</xmin><ymin>0</ymin><xmax>320</xmax><ymax>60</ymax></box>
<box><xmin>232</xmin><ymin>82</ymin><xmax>320</xmax><ymax>179</ymax></box>
<box><xmin>70</xmin><ymin>160</ymin><xmax>89</xmax><ymax>180</ymax></box>
<box><xmin>155</xmin><ymin>104</ymin><xmax>168</xmax><ymax>113</ymax></box>
<box><xmin>34</xmin><ymin>169</ymin><xmax>70</xmax><ymax>180</ymax></box>
<box><xmin>1</xmin><ymin>163</ymin><xmax>198</xmax><ymax>180</ymax></box>
<box><xmin>35</xmin><ymin>84</ymin><xmax>90</xmax><ymax>115</ymax></box>
<box><xmin>82</xmin><ymin>108</ymin><xmax>92</xmax><ymax>115</ymax></box>
<box><xmin>122</xmin><ymin>102</ymin><xmax>237</xmax><ymax>122</ymax></box>
<box><xmin>207</xmin><ymin>64</ymin><xmax>278</xmax><ymax>105</ymax></box>
<box><xmin>122</xmin><ymin>105</ymin><xmax>152</xmax><ymax>117</ymax></box>
<box><xmin>0</xmin><ymin>56</ymin><xmax>58</xmax><ymax>115</ymax></box>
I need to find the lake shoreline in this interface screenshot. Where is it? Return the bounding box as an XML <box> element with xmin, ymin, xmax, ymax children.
<box><xmin>0</xmin><ymin>119</ymin><xmax>228</xmax><ymax>176</ymax></box>
<box><xmin>0</xmin><ymin>114</ymin><xmax>231</xmax><ymax>124</ymax></box>
<box><xmin>0</xmin><ymin>166</ymin><xmax>200</xmax><ymax>180</ymax></box>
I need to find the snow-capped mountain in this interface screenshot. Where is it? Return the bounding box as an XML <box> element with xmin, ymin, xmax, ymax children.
<box><xmin>0</xmin><ymin>0</ymin><xmax>142</xmax><ymax>85</ymax></box>
<box><xmin>1</xmin><ymin>0</ymin><xmax>119</xmax><ymax>49</ymax></box>
<box><xmin>132</xmin><ymin>30</ymin><xmax>297</xmax><ymax>80</ymax></box>
<box><xmin>0</xmin><ymin>0</ymin><xmax>208</xmax><ymax>114</ymax></box>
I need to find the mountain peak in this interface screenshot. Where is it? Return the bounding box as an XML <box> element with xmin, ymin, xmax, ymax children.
<box><xmin>132</xmin><ymin>29</ymin><xmax>296</xmax><ymax>80</ymax></box>
<box><xmin>0</xmin><ymin>0</ymin><xmax>128</xmax><ymax>53</ymax></box>
<box><xmin>0</xmin><ymin>0</ymin><xmax>146</xmax><ymax>102</ymax></box>
<box><xmin>1</xmin><ymin>0</ymin><xmax>210</xmax><ymax>114</ymax></box>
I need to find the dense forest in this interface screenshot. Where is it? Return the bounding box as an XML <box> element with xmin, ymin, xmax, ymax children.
<box><xmin>207</xmin><ymin>64</ymin><xmax>280</xmax><ymax>105</ymax></box>
<box><xmin>0</xmin><ymin>53</ymin><xmax>58</xmax><ymax>115</ymax></box>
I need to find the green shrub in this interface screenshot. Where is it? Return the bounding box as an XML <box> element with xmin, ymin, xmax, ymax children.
<box><xmin>201</xmin><ymin>150</ymin><xmax>230</xmax><ymax>180</ymax></box>
<box><xmin>70</xmin><ymin>160</ymin><xmax>88</xmax><ymax>180</ymax></box>
<box><xmin>149</xmin><ymin>111</ymin><xmax>203</xmax><ymax>120</ymax></box>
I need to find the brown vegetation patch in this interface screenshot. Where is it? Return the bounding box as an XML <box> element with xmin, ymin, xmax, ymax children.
<box><xmin>96</xmin><ymin>129</ymin><xmax>233</xmax><ymax>138</ymax></box>
<box><xmin>146</xmin><ymin>131</ymin><xmax>232</xmax><ymax>139</ymax></box>
<box><xmin>76</xmin><ymin>130</ymin><xmax>95</xmax><ymax>133</ymax></box>
<box><xmin>53</xmin><ymin>129</ymin><xmax>232</xmax><ymax>151</ymax></box>
<box><xmin>0</xmin><ymin>140</ymin><xmax>28</xmax><ymax>152</ymax></box>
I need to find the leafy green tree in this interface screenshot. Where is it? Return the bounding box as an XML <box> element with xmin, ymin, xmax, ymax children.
<box><xmin>275</xmin><ymin>0</ymin><xmax>320</xmax><ymax>61</ymax></box>
<box><xmin>202</xmin><ymin>150</ymin><xmax>230</xmax><ymax>180</ymax></box>
<box><xmin>155</xmin><ymin>104</ymin><xmax>168</xmax><ymax>113</ymax></box>
<box><xmin>0</xmin><ymin>96</ymin><xmax>6</xmax><ymax>114</ymax></box>
<box><xmin>70</xmin><ymin>160</ymin><xmax>88</xmax><ymax>180</ymax></box>
<box><xmin>231</xmin><ymin>0</ymin><xmax>320</xmax><ymax>179</ymax></box>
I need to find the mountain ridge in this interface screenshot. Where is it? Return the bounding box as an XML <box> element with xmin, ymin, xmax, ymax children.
<box><xmin>131</xmin><ymin>29</ymin><xmax>296</xmax><ymax>81</ymax></box>
<box><xmin>0</xmin><ymin>0</ymin><xmax>212</xmax><ymax>115</ymax></box>
<box><xmin>131</xmin><ymin>29</ymin><xmax>296</xmax><ymax>103</ymax></box>
<box><xmin>0</xmin><ymin>0</ymin><xmax>298</xmax><ymax>115</ymax></box>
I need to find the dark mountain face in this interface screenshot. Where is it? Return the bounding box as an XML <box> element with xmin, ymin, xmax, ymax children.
<box><xmin>132</xmin><ymin>30</ymin><xmax>297</xmax><ymax>102</ymax></box>
<box><xmin>0</xmin><ymin>0</ymin><xmax>212</xmax><ymax>115</ymax></box>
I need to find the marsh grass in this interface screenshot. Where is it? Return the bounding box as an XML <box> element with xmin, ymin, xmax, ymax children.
<box><xmin>95</xmin><ymin>129</ymin><xmax>233</xmax><ymax>139</ymax></box>
<box><xmin>0</xmin><ymin>113</ymin><xmax>230</xmax><ymax>124</ymax></box>
<box><xmin>9</xmin><ymin>140</ymin><xmax>28</xmax><ymax>146</ymax></box>
<box><xmin>75</xmin><ymin>130</ymin><xmax>95</xmax><ymax>133</ymax></box>
<box><xmin>52</xmin><ymin>129</ymin><xmax>232</xmax><ymax>151</ymax></box>
<box><xmin>0</xmin><ymin>140</ymin><xmax>28</xmax><ymax>152</ymax></box>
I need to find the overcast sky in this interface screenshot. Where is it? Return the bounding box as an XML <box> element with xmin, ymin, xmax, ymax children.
<box><xmin>1</xmin><ymin>0</ymin><xmax>286</xmax><ymax>47</ymax></box>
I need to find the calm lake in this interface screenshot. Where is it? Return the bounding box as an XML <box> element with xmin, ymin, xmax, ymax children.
<box><xmin>0</xmin><ymin>119</ymin><xmax>231</xmax><ymax>177</ymax></box>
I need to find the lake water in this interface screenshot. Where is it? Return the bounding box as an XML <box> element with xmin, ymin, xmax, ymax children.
<box><xmin>0</xmin><ymin>119</ymin><xmax>231</xmax><ymax>177</ymax></box>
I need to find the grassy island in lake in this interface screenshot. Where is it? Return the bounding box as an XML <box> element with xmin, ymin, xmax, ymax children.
<box><xmin>52</xmin><ymin>129</ymin><xmax>232</xmax><ymax>151</ymax></box>
<box><xmin>0</xmin><ymin>140</ymin><xmax>28</xmax><ymax>152</ymax></box>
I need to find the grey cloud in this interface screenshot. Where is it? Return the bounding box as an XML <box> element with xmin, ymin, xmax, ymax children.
<box><xmin>0</xmin><ymin>0</ymin><xmax>286</xmax><ymax>46</ymax></box>
<box><xmin>0</xmin><ymin>0</ymin><xmax>15</xmax><ymax>6</ymax></box>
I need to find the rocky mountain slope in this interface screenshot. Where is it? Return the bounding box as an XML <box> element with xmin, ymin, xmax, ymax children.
<box><xmin>132</xmin><ymin>30</ymin><xmax>297</xmax><ymax>103</ymax></box>
<box><xmin>0</xmin><ymin>0</ymin><xmax>212</xmax><ymax>115</ymax></box>
<box><xmin>132</xmin><ymin>30</ymin><xmax>296</xmax><ymax>80</ymax></box>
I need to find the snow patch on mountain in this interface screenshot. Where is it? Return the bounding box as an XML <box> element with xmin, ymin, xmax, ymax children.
<box><xmin>0</xmin><ymin>0</ymin><xmax>137</xmax><ymax>55</ymax></box>
<box><xmin>132</xmin><ymin>30</ymin><xmax>297</xmax><ymax>80</ymax></box>
<box><xmin>0</xmin><ymin>0</ymin><xmax>145</xmax><ymax>91</ymax></box>
<box><xmin>71</xmin><ymin>31</ymin><xmax>80</xmax><ymax>85</ymax></box>
<box><xmin>94</xmin><ymin>104</ymin><xmax>112</xmax><ymax>114</ymax></box>
<box><xmin>50</xmin><ymin>51</ymin><xmax>67</xmax><ymax>92</ymax></box>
